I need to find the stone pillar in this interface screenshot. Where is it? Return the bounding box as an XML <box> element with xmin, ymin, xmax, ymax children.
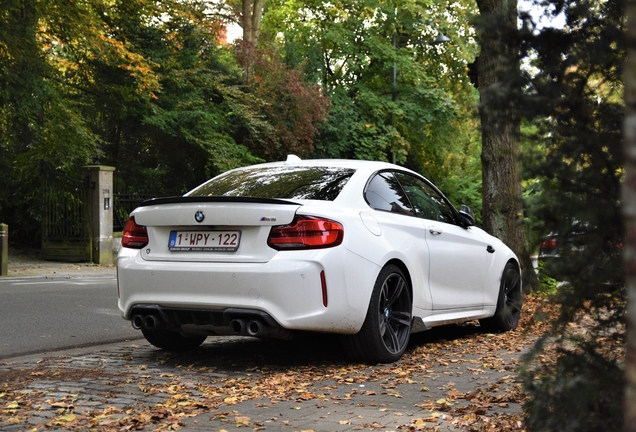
<box><xmin>0</xmin><ymin>224</ymin><xmax>7</xmax><ymax>276</ymax></box>
<box><xmin>84</xmin><ymin>166</ymin><xmax>115</xmax><ymax>265</ymax></box>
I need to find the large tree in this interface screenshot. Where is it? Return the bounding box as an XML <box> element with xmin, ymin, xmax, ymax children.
<box><xmin>625</xmin><ymin>0</ymin><xmax>636</xmax><ymax>428</ymax></box>
<box><xmin>474</xmin><ymin>0</ymin><xmax>538</xmax><ymax>290</ymax></box>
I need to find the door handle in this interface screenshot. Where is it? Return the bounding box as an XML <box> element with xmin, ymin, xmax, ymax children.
<box><xmin>487</xmin><ymin>245</ymin><xmax>495</xmax><ymax>253</ymax></box>
<box><xmin>429</xmin><ymin>227</ymin><xmax>443</xmax><ymax>235</ymax></box>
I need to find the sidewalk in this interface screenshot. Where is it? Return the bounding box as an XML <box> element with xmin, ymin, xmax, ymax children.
<box><xmin>2</xmin><ymin>247</ymin><xmax>116</xmax><ymax>279</ymax></box>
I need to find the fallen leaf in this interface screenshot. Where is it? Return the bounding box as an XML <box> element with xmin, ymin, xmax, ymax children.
<box><xmin>57</xmin><ymin>413</ymin><xmax>76</xmax><ymax>422</ymax></box>
<box><xmin>235</xmin><ymin>415</ymin><xmax>250</xmax><ymax>426</ymax></box>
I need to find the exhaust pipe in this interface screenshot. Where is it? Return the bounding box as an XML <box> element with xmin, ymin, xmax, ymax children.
<box><xmin>229</xmin><ymin>319</ymin><xmax>245</xmax><ymax>335</ymax></box>
<box><xmin>131</xmin><ymin>315</ymin><xmax>144</xmax><ymax>330</ymax></box>
<box><xmin>246</xmin><ymin>320</ymin><xmax>263</xmax><ymax>336</ymax></box>
<box><xmin>143</xmin><ymin>315</ymin><xmax>160</xmax><ymax>330</ymax></box>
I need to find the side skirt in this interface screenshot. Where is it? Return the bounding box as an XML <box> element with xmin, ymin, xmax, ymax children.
<box><xmin>411</xmin><ymin>306</ymin><xmax>497</xmax><ymax>333</ymax></box>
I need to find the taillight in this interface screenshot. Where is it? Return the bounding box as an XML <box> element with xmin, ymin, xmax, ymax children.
<box><xmin>122</xmin><ymin>216</ymin><xmax>148</xmax><ymax>249</ymax></box>
<box><xmin>540</xmin><ymin>238</ymin><xmax>557</xmax><ymax>249</ymax></box>
<box><xmin>268</xmin><ymin>215</ymin><xmax>344</xmax><ymax>250</ymax></box>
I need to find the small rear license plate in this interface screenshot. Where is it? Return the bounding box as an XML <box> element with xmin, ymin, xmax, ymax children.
<box><xmin>169</xmin><ymin>230</ymin><xmax>241</xmax><ymax>252</ymax></box>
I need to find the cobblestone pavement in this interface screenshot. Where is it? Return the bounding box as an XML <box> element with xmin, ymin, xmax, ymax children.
<box><xmin>0</xmin><ymin>329</ymin><xmax>526</xmax><ymax>432</ymax></box>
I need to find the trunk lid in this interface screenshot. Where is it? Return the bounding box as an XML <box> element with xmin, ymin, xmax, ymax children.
<box><xmin>131</xmin><ymin>197</ymin><xmax>301</xmax><ymax>263</ymax></box>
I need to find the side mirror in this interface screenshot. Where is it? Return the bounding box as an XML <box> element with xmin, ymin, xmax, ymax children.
<box><xmin>458</xmin><ymin>205</ymin><xmax>475</xmax><ymax>227</ymax></box>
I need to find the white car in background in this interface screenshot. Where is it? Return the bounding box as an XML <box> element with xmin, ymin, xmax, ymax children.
<box><xmin>117</xmin><ymin>157</ymin><xmax>522</xmax><ymax>363</ymax></box>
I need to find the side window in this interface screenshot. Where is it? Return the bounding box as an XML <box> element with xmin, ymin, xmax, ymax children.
<box><xmin>394</xmin><ymin>173</ymin><xmax>457</xmax><ymax>224</ymax></box>
<box><xmin>364</xmin><ymin>172</ymin><xmax>414</xmax><ymax>216</ymax></box>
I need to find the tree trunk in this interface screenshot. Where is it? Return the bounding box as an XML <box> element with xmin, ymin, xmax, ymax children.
<box><xmin>624</xmin><ymin>0</ymin><xmax>636</xmax><ymax>428</ymax></box>
<box><xmin>251</xmin><ymin>0</ymin><xmax>266</xmax><ymax>45</ymax></box>
<box><xmin>475</xmin><ymin>0</ymin><xmax>538</xmax><ymax>291</ymax></box>
<box><xmin>241</xmin><ymin>0</ymin><xmax>267</xmax><ymax>82</ymax></box>
<box><xmin>242</xmin><ymin>0</ymin><xmax>254</xmax><ymax>46</ymax></box>
<box><xmin>241</xmin><ymin>0</ymin><xmax>267</xmax><ymax>46</ymax></box>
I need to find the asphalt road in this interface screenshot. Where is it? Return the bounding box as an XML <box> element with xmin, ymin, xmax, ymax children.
<box><xmin>0</xmin><ymin>276</ymin><xmax>142</xmax><ymax>359</ymax></box>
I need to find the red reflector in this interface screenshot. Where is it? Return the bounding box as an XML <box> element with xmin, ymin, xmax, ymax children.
<box><xmin>320</xmin><ymin>271</ymin><xmax>328</xmax><ymax>307</ymax></box>
<box><xmin>540</xmin><ymin>238</ymin><xmax>557</xmax><ymax>249</ymax></box>
<box><xmin>268</xmin><ymin>215</ymin><xmax>344</xmax><ymax>250</ymax></box>
<box><xmin>122</xmin><ymin>216</ymin><xmax>149</xmax><ymax>249</ymax></box>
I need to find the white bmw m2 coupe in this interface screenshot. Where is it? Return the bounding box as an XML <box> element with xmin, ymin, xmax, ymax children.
<box><xmin>117</xmin><ymin>157</ymin><xmax>522</xmax><ymax>363</ymax></box>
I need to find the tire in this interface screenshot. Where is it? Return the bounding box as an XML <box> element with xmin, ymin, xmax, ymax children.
<box><xmin>141</xmin><ymin>328</ymin><xmax>207</xmax><ymax>351</ymax></box>
<box><xmin>480</xmin><ymin>262</ymin><xmax>522</xmax><ymax>332</ymax></box>
<box><xmin>345</xmin><ymin>264</ymin><xmax>412</xmax><ymax>363</ymax></box>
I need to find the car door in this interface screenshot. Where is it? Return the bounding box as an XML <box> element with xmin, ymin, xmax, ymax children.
<box><xmin>394</xmin><ymin>172</ymin><xmax>489</xmax><ymax>310</ymax></box>
<box><xmin>364</xmin><ymin>171</ymin><xmax>434</xmax><ymax>310</ymax></box>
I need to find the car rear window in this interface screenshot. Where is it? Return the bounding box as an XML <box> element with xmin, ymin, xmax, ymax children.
<box><xmin>188</xmin><ymin>166</ymin><xmax>356</xmax><ymax>201</ymax></box>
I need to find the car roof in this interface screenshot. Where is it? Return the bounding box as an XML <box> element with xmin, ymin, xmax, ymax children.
<box><xmin>239</xmin><ymin>156</ymin><xmax>419</xmax><ymax>176</ymax></box>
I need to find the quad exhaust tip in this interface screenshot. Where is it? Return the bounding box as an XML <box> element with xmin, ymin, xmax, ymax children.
<box><xmin>247</xmin><ymin>320</ymin><xmax>263</xmax><ymax>336</ymax></box>
<box><xmin>131</xmin><ymin>314</ymin><xmax>144</xmax><ymax>330</ymax></box>
<box><xmin>229</xmin><ymin>319</ymin><xmax>245</xmax><ymax>335</ymax></box>
<box><xmin>143</xmin><ymin>315</ymin><xmax>159</xmax><ymax>329</ymax></box>
<box><xmin>129</xmin><ymin>307</ymin><xmax>293</xmax><ymax>340</ymax></box>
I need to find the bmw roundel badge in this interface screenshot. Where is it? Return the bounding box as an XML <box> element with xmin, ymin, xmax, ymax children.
<box><xmin>194</xmin><ymin>210</ymin><xmax>205</xmax><ymax>223</ymax></box>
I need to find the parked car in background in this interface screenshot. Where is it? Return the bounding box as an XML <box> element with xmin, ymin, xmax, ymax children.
<box><xmin>538</xmin><ymin>219</ymin><xmax>589</xmax><ymax>277</ymax></box>
<box><xmin>117</xmin><ymin>157</ymin><xmax>522</xmax><ymax>363</ymax></box>
<box><xmin>538</xmin><ymin>221</ymin><xmax>622</xmax><ymax>283</ymax></box>
<box><xmin>538</xmin><ymin>230</ymin><xmax>586</xmax><ymax>263</ymax></box>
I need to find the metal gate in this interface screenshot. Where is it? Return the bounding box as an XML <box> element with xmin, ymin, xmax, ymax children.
<box><xmin>41</xmin><ymin>167</ymin><xmax>92</xmax><ymax>262</ymax></box>
<box><xmin>113</xmin><ymin>192</ymin><xmax>154</xmax><ymax>232</ymax></box>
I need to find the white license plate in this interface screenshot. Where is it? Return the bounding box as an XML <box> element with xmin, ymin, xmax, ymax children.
<box><xmin>169</xmin><ymin>230</ymin><xmax>241</xmax><ymax>252</ymax></box>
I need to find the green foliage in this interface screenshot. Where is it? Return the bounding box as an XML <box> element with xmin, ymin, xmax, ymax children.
<box><xmin>235</xmin><ymin>42</ymin><xmax>331</xmax><ymax>160</ymax></box>
<box><xmin>0</xmin><ymin>0</ymin><xmax>483</xmax><ymax>246</ymax></box>
<box><xmin>0</xmin><ymin>0</ymin><xmax>105</xmax><ymax>243</ymax></box>
<box><xmin>521</xmin><ymin>122</ymin><xmax>546</xmax><ymax>253</ymax></box>
<box><xmin>263</xmin><ymin>0</ymin><xmax>483</xmax><ymax>210</ymax></box>
<box><xmin>518</xmin><ymin>0</ymin><xmax>625</xmax><ymax>429</ymax></box>
<box><xmin>0</xmin><ymin>0</ymin><xmax>334</xmax><ymax>244</ymax></box>
<box><xmin>534</xmin><ymin>261</ymin><xmax>559</xmax><ymax>295</ymax></box>
<box><xmin>76</xmin><ymin>0</ymin><xmax>263</xmax><ymax>193</ymax></box>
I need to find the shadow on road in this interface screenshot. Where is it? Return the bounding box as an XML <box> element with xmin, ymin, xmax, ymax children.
<box><xmin>132</xmin><ymin>322</ymin><xmax>486</xmax><ymax>371</ymax></box>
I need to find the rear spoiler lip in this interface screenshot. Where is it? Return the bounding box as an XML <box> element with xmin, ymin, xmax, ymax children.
<box><xmin>138</xmin><ymin>196</ymin><xmax>301</xmax><ymax>207</ymax></box>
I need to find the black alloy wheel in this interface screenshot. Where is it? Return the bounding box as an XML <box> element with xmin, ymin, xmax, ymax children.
<box><xmin>346</xmin><ymin>264</ymin><xmax>412</xmax><ymax>363</ymax></box>
<box><xmin>480</xmin><ymin>262</ymin><xmax>522</xmax><ymax>332</ymax></box>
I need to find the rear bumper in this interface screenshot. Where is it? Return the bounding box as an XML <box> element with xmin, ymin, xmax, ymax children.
<box><xmin>117</xmin><ymin>246</ymin><xmax>379</xmax><ymax>334</ymax></box>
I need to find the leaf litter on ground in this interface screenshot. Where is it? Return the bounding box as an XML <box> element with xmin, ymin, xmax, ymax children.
<box><xmin>0</xmin><ymin>294</ymin><xmax>606</xmax><ymax>432</ymax></box>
